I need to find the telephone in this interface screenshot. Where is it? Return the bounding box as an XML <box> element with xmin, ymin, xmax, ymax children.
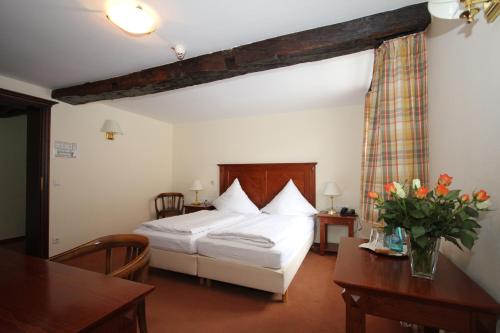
<box><xmin>340</xmin><ymin>207</ymin><xmax>356</xmax><ymax>216</ymax></box>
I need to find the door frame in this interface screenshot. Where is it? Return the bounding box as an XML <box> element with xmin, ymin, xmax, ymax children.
<box><xmin>0</xmin><ymin>88</ymin><xmax>56</xmax><ymax>258</ymax></box>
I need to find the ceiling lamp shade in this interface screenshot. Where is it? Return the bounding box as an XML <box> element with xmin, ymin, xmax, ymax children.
<box><xmin>428</xmin><ymin>0</ymin><xmax>499</xmax><ymax>23</ymax></box>
<box><xmin>106</xmin><ymin>1</ymin><xmax>156</xmax><ymax>35</ymax></box>
<box><xmin>428</xmin><ymin>0</ymin><xmax>461</xmax><ymax>19</ymax></box>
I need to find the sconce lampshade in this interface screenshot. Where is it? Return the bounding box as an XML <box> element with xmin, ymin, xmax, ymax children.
<box><xmin>101</xmin><ymin>120</ymin><xmax>123</xmax><ymax>140</ymax></box>
<box><xmin>323</xmin><ymin>181</ymin><xmax>341</xmax><ymax>196</ymax></box>
<box><xmin>190</xmin><ymin>180</ymin><xmax>204</xmax><ymax>191</ymax></box>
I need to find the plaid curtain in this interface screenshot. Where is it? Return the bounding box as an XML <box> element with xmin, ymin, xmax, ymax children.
<box><xmin>360</xmin><ymin>32</ymin><xmax>429</xmax><ymax>225</ymax></box>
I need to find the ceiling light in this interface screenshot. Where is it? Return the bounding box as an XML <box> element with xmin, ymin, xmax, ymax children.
<box><xmin>106</xmin><ymin>1</ymin><xmax>156</xmax><ymax>35</ymax></box>
<box><xmin>428</xmin><ymin>0</ymin><xmax>499</xmax><ymax>24</ymax></box>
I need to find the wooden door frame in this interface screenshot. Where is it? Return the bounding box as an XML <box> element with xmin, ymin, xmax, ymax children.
<box><xmin>0</xmin><ymin>88</ymin><xmax>56</xmax><ymax>258</ymax></box>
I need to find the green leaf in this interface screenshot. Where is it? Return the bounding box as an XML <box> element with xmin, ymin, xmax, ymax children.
<box><xmin>460</xmin><ymin>232</ymin><xmax>475</xmax><ymax>250</ymax></box>
<box><xmin>409</xmin><ymin>210</ymin><xmax>425</xmax><ymax>219</ymax></box>
<box><xmin>415</xmin><ymin>236</ymin><xmax>428</xmax><ymax>248</ymax></box>
<box><xmin>384</xmin><ymin>225</ymin><xmax>394</xmax><ymax>235</ymax></box>
<box><xmin>444</xmin><ymin>190</ymin><xmax>460</xmax><ymax>201</ymax></box>
<box><xmin>464</xmin><ymin>206</ymin><xmax>479</xmax><ymax>218</ymax></box>
<box><xmin>443</xmin><ymin>235</ymin><xmax>463</xmax><ymax>251</ymax></box>
<box><xmin>411</xmin><ymin>226</ymin><xmax>426</xmax><ymax>238</ymax></box>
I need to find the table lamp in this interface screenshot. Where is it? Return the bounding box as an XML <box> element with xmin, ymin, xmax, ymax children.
<box><xmin>323</xmin><ymin>181</ymin><xmax>341</xmax><ymax>215</ymax></box>
<box><xmin>190</xmin><ymin>180</ymin><xmax>203</xmax><ymax>205</ymax></box>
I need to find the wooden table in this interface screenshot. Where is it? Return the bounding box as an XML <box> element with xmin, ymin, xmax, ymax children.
<box><xmin>0</xmin><ymin>248</ymin><xmax>155</xmax><ymax>333</ymax></box>
<box><xmin>316</xmin><ymin>213</ymin><xmax>356</xmax><ymax>255</ymax></box>
<box><xmin>184</xmin><ymin>203</ymin><xmax>215</xmax><ymax>214</ymax></box>
<box><xmin>333</xmin><ymin>238</ymin><xmax>500</xmax><ymax>333</ymax></box>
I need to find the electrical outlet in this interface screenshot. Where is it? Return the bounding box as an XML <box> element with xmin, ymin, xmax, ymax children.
<box><xmin>52</xmin><ymin>238</ymin><xmax>60</xmax><ymax>244</ymax></box>
<box><xmin>210</xmin><ymin>180</ymin><xmax>214</xmax><ymax>186</ymax></box>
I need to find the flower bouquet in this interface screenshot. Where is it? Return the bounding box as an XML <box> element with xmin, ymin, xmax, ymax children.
<box><xmin>368</xmin><ymin>174</ymin><xmax>491</xmax><ymax>279</ymax></box>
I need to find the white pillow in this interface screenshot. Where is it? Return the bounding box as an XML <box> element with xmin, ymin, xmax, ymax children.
<box><xmin>261</xmin><ymin>180</ymin><xmax>317</xmax><ymax>216</ymax></box>
<box><xmin>212</xmin><ymin>179</ymin><xmax>260</xmax><ymax>214</ymax></box>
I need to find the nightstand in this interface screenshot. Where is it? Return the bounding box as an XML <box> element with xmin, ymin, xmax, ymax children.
<box><xmin>316</xmin><ymin>212</ymin><xmax>357</xmax><ymax>255</ymax></box>
<box><xmin>184</xmin><ymin>203</ymin><xmax>215</xmax><ymax>214</ymax></box>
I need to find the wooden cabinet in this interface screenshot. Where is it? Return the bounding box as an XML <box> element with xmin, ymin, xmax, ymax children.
<box><xmin>184</xmin><ymin>203</ymin><xmax>215</xmax><ymax>214</ymax></box>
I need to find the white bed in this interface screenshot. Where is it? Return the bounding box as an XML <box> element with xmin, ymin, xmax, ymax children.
<box><xmin>197</xmin><ymin>215</ymin><xmax>314</xmax><ymax>269</ymax></box>
<box><xmin>134</xmin><ymin>210</ymin><xmax>247</xmax><ymax>275</ymax></box>
<box><xmin>137</xmin><ymin>162</ymin><xmax>318</xmax><ymax>300</ymax></box>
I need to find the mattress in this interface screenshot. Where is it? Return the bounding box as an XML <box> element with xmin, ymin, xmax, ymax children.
<box><xmin>134</xmin><ymin>226</ymin><xmax>204</xmax><ymax>254</ymax></box>
<box><xmin>197</xmin><ymin>215</ymin><xmax>314</xmax><ymax>269</ymax></box>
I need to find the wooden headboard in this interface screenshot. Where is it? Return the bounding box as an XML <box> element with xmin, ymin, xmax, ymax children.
<box><xmin>218</xmin><ymin>163</ymin><xmax>317</xmax><ymax>209</ymax></box>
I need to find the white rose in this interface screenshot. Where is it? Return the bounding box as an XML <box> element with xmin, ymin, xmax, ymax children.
<box><xmin>394</xmin><ymin>182</ymin><xmax>407</xmax><ymax>198</ymax></box>
<box><xmin>476</xmin><ymin>200</ymin><xmax>491</xmax><ymax>210</ymax></box>
<box><xmin>412</xmin><ymin>179</ymin><xmax>421</xmax><ymax>189</ymax></box>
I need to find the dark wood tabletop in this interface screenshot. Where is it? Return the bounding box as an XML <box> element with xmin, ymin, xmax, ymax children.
<box><xmin>0</xmin><ymin>248</ymin><xmax>155</xmax><ymax>333</ymax></box>
<box><xmin>334</xmin><ymin>238</ymin><xmax>500</xmax><ymax>315</ymax></box>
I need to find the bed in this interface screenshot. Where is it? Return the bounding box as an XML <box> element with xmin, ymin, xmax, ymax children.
<box><xmin>197</xmin><ymin>163</ymin><xmax>317</xmax><ymax>300</ymax></box>
<box><xmin>134</xmin><ymin>210</ymin><xmax>247</xmax><ymax>275</ymax></box>
<box><xmin>137</xmin><ymin>162</ymin><xmax>317</xmax><ymax>300</ymax></box>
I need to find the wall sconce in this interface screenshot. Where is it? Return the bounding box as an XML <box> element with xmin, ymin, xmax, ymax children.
<box><xmin>429</xmin><ymin>0</ymin><xmax>499</xmax><ymax>24</ymax></box>
<box><xmin>101</xmin><ymin>120</ymin><xmax>123</xmax><ymax>140</ymax></box>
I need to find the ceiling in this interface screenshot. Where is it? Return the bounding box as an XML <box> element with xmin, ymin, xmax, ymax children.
<box><xmin>0</xmin><ymin>0</ymin><xmax>423</xmax><ymax>123</ymax></box>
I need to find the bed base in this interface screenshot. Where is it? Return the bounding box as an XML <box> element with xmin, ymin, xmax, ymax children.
<box><xmin>198</xmin><ymin>233</ymin><xmax>313</xmax><ymax>298</ymax></box>
<box><xmin>148</xmin><ymin>233</ymin><xmax>313</xmax><ymax>301</ymax></box>
<box><xmin>150</xmin><ymin>247</ymin><xmax>197</xmax><ymax>276</ymax></box>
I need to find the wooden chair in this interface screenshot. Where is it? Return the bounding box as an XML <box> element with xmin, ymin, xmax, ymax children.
<box><xmin>155</xmin><ymin>192</ymin><xmax>184</xmax><ymax>219</ymax></box>
<box><xmin>51</xmin><ymin>234</ymin><xmax>151</xmax><ymax>333</ymax></box>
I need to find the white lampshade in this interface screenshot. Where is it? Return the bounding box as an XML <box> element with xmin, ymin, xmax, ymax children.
<box><xmin>190</xmin><ymin>180</ymin><xmax>203</xmax><ymax>191</ymax></box>
<box><xmin>428</xmin><ymin>0</ymin><xmax>461</xmax><ymax>19</ymax></box>
<box><xmin>106</xmin><ymin>1</ymin><xmax>157</xmax><ymax>35</ymax></box>
<box><xmin>101</xmin><ymin>119</ymin><xmax>123</xmax><ymax>135</ymax></box>
<box><xmin>323</xmin><ymin>182</ymin><xmax>341</xmax><ymax>196</ymax></box>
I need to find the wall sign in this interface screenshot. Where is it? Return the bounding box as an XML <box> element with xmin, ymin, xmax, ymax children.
<box><xmin>54</xmin><ymin>141</ymin><xmax>77</xmax><ymax>158</ymax></box>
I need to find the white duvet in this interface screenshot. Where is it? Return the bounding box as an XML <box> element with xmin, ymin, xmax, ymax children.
<box><xmin>207</xmin><ymin>214</ymin><xmax>310</xmax><ymax>248</ymax></box>
<box><xmin>142</xmin><ymin>210</ymin><xmax>245</xmax><ymax>235</ymax></box>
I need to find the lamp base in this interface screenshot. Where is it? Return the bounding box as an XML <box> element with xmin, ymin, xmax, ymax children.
<box><xmin>327</xmin><ymin>209</ymin><xmax>337</xmax><ymax>215</ymax></box>
<box><xmin>191</xmin><ymin>201</ymin><xmax>201</xmax><ymax>206</ymax></box>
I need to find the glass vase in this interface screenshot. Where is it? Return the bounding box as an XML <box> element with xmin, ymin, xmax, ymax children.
<box><xmin>408</xmin><ymin>236</ymin><xmax>441</xmax><ymax>280</ymax></box>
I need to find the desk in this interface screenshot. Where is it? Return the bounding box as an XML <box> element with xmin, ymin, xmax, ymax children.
<box><xmin>333</xmin><ymin>238</ymin><xmax>500</xmax><ymax>333</ymax></box>
<box><xmin>0</xmin><ymin>248</ymin><xmax>154</xmax><ymax>333</ymax></box>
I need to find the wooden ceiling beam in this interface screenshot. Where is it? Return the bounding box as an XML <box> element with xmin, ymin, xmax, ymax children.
<box><xmin>52</xmin><ymin>3</ymin><xmax>430</xmax><ymax>105</ymax></box>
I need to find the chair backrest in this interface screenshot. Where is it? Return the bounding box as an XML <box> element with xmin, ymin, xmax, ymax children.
<box><xmin>155</xmin><ymin>192</ymin><xmax>184</xmax><ymax>219</ymax></box>
<box><xmin>50</xmin><ymin>234</ymin><xmax>151</xmax><ymax>283</ymax></box>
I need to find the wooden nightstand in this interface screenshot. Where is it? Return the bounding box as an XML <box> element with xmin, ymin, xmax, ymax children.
<box><xmin>184</xmin><ymin>203</ymin><xmax>215</xmax><ymax>214</ymax></box>
<box><xmin>316</xmin><ymin>212</ymin><xmax>357</xmax><ymax>255</ymax></box>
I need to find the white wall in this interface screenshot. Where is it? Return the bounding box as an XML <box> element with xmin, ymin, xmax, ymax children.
<box><xmin>172</xmin><ymin>106</ymin><xmax>365</xmax><ymax>241</ymax></box>
<box><xmin>0</xmin><ymin>75</ymin><xmax>174</xmax><ymax>255</ymax></box>
<box><xmin>428</xmin><ymin>17</ymin><xmax>500</xmax><ymax>311</ymax></box>
<box><xmin>0</xmin><ymin>115</ymin><xmax>27</xmax><ymax>240</ymax></box>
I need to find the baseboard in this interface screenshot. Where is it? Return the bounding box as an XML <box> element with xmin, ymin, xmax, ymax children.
<box><xmin>0</xmin><ymin>236</ymin><xmax>26</xmax><ymax>244</ymax></box>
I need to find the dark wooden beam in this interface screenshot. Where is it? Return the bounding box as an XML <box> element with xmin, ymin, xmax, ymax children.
<box><xmin>52</xmin><ymin>3</ymin><xmax>430</xmax><ymax>105</ymax></box>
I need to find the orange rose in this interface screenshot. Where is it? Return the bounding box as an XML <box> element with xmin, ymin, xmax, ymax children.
<box><xmin>460</xmin><ymin>194</ymin><xmax>470</xmax><ymax>203</ymax></box>
<box><xmin>368</xmin><ymin>191</ymin><xmax>379</xmax><ymax>199</ymax></box>
<box><xmin>475</xmin><ymin>190</ymin><xmax>490</xmax><ymax>202</ymax></box>
<box><xmin>436</xmin><ymin>184</ymin><xmax>449</xmax><ymax>197</ymax></box>
<box><xmin>415</xmin><ymin>186</ymin><xmax>429</xmax><ymax>199</ymax></box>
<box><xmin>438</xmin><ymin>173</ymin><xmax>453</xmax><ymax>186</ymax></box>
<box><xmin>384</xmin><ymin>182</ymin><xmax>396</xmax><ymax>194</ymax></box>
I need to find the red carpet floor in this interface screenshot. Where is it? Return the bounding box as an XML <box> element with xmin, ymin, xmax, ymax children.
<box><xmin>144</xmin><ymin>251</ymin><xmax>410</xmax><ymax>333</ymax></box>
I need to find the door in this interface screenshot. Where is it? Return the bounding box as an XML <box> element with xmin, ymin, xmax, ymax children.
<box><xmin>0</xmin><ymin>88</ymin><xmax>55</xmax><ymax>258</ymax></box>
